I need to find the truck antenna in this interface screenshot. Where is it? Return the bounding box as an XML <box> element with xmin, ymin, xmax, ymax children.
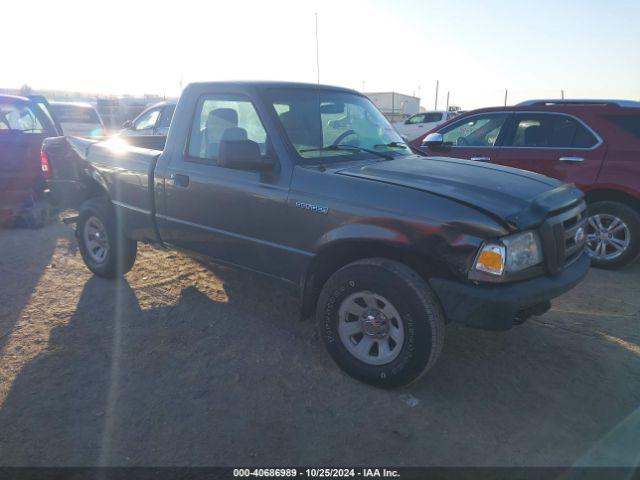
<box><xmin>315</xmin><ymin>13</ymin><xmax>320</xmax><ymax>85</ymax></box>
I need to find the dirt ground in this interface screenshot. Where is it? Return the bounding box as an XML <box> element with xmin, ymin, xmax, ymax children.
<box><xmin>0</xmin><ymin>219</ymin><xmax>638</xmax><ymax>467</ymax></box>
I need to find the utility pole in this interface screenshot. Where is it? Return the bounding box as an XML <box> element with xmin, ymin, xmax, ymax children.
<box><xmin>315</xmin><ymin>13</ymin><xmax>320</xmax><ymax>85</ymax></box>
<box><xmin>504</xmin><ymin>89</ymin><xmax>508</xmax><ymax>106</ymax></box>
<box><xmin>362</xmin><ymin>81</ymin><xmax>365</xmax><ymax>92</ymax></box>
<box><xmin>561</xmin><ymin>89</ymin><xmax>565</xmax><ymax>100</ymax></box>
<box><xmin>434</xmin><ymin>80</ymin><xmax>439</xmax><ymax>110</ymax></box>
<box><xmin>446</xmin><ymin>91</ymin><xmax>450</xmax><ymax>112</ymax></box>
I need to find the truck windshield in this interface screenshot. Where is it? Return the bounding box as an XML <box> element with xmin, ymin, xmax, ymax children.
<box><xmin>267</xmin><ymin>89</ymin><xmax>409</xmax><ymax>161</ymax></box>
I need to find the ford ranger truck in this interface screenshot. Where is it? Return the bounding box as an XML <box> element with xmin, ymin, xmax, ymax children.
<box><xmin>42</xmin><ymin>81</ymin><xmax>590</xmax><ymax>388</ymax></box>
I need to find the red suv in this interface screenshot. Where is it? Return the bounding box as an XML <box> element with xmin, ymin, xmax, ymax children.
<box><xmin>412</xmin><ymin>99</ymin><xmax>640</xmax><ymax>269</ymax></box>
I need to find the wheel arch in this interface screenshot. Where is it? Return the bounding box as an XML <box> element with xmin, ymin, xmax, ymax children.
<box><xmin>585</xmin><ymin>188</ymin><xmax>640</xmax><ymax>212</ymax></box>
<box><xmin>300</xmin><ymin>239</ymin><xmax>432</xmax><ymax>319</ymax></box>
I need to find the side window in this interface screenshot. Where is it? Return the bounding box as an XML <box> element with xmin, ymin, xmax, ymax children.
<box><xmin>406</xmin><ymin>114</ymin><xmax>425</xmax><ymax>124</ymax></box>
<box><xmin>187</xmin><ymin>94</ymin><xmax>268</xmax><ymax>162</ymax></box>
<box><xmin>423</xmin><ymin>112</ymin><xmax>443</xmax><ymax>123</ymax></box>
<box><xmin>441</xmin><ymin>113</ymin><xmax>509</xmax><ymax>147</ymax></box>
<box><xmin>0</xmin><ymin>103</ymin><xmax>44</xmax><ymax>132</ymax></box>
<box><xmin>133</xmin><ymin>108</ymin><xmax>161</xmax><ymax>131</ymax></box>
<box><xmin>607</xmin><ymin>115</ymin><xmax>640</xmax><ymax>139</ymax></box>
<box><xmin>158</xmin><ymin>105</ymin><xmax>175</xmax><ymax>129</ymax></box>
<box><xmin>507</xmin><ymin>114</ymin><xmax>598</xmax><ymax>148</ymax></box>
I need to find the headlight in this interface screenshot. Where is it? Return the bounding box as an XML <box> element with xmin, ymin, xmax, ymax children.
<box><xmin>472</xmin><ymin>231</ymin><xmax>542</xmax><ymax>277</ymax></box>
<box><xmin>502</xmin><ymin>231</ymin><xmax>543</xmax><ymax>272</ymax></box>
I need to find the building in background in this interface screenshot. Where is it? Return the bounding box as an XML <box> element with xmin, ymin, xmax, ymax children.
<box><xmin>365</xmin><ymin>92</ymin><xmax>420</xmax><ymax>123</ymax></box>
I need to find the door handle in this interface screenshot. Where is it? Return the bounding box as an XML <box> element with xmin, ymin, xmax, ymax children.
<box><xmin>470</xmin><ymin>156</ymin><xmax>491</xmax><ymax>162</ymax></box>
<box><xmin>169</xmin><ymin>173</ymin><xmax>190</xmax><ymax>187</ymax></box>
<box><xmin>559</xmin><ymin>156</ymin><xmax>584</xmax><ymax>163</ymax></box>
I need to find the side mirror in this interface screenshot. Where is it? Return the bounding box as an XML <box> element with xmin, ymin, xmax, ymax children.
<box><xmin>122</xmin><ymin>120</ymin><xmax>133</xmax><ymax>129</ymax></box>
<box><xmin>421</xmin><ymin>132</ymin><xmax>444</xmax><ymax>148</ymax></box>
<box><xmin>218</xmin><ymin>140</ymin><xmax>275</xmax><ymax>171</ymax></box>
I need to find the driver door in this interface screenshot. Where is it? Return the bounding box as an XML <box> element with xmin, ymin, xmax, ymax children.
<box><xmin>421</xmin><ymin>112</ymin><xmax>511</xmax><ymax>162</ymax></box>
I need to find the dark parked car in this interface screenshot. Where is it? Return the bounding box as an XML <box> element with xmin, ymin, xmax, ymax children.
<box><xmin>412</xmin><ymin>99</ymin><xmax>640</xmax><ymax>269</ymax></box>
<box><xmin>0</xmin><ymin>94</ymin><xmax>60</xmax><ymax>226</ymax></box>
<box><xmin>43</xmin><ymin>82</ymin><xmax>590</xmax><ymax>387</ymax></box>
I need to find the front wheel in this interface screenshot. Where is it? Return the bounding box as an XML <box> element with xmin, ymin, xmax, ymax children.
<box><xmin>316</xmin><ymin>258</ymin><xmax>445</xmax><ymax>388</ymax></box>
<box><xmin>587</xmin><ymin>201</ymin><xmax>640</xmax><ymax>269</ymax></box>
<box><xmin>77</xmin><ymin>197</ymin><xmax>137</xmax><ymax>278</ymax></box>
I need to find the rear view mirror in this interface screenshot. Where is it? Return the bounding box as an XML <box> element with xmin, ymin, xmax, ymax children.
<box><xmin>320</xmin><ymin>102</ymin><xmax>345</xmax><ymax>114</ymax></box>
<box><xmin>218</xmin><ymin>140</ymin><xmax>275</xmax><ymax>171</ymax></box>
<box><xmin>421</xmin><ymin>132</ymin><xmax>444</xmax><ymax>148</ymax></box>
<box><xmin>122</xmin><ymin>120</ymin><xmax>132</xmax><ymax>129</ymax></box>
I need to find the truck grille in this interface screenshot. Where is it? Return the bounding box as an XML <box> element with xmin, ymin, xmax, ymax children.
<box><xmin>539</xmin><ymin>201</ymin><xmax>588</xmax><ymax>275</ymax></box>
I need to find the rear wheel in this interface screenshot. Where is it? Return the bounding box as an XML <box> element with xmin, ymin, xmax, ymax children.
<box><xmin>316</xmin><ymin>258</ymin><xmax>445</xmax><ymax>388</ymax></box>
<box><xmin>586</xmin><ymin>201</ymin><xmax>640</xmax><ymax>269</ymax></box>
<box><xmin>77</xmin><ymin>197</ymin><xmax>137</xmax><ymax>278</ymax></box>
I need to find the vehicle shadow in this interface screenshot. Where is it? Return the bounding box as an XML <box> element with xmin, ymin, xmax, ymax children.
<box><xmin>0</xmin><ymin>261</ymin><xmax>638</xmax><ymax>467</ymax></box>
<box><xmin>0</xmin><ymin>222</ymin><xmax>65</xmax><ymax>354</ymax></box>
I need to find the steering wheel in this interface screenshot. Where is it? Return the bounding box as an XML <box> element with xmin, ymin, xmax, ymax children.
<box><xmin>457</xmin><ymin>136</ymin><xmax>470</xmax><ymax>146</ymax></box>
<box><xmin>332</xmin><ymin>129</ymin><xmax>357</xmax><ymax>146</ymax></box>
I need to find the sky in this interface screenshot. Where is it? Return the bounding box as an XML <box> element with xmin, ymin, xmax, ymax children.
<box><xmin>4</xmin><ymin>0</ymin><xmax>639</xmax><ymax>109</ymax></box>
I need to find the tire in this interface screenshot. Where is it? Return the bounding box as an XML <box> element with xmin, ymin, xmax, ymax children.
<box><xmin>587</xmin><ymin>201</ymin><xmax>640</xmax><ymax>269</ymax></box>
<box><xmin>77</xmin><ymin>197</ymin><xmax>137</xmax><ymax>278</ymax></box>
<box><xmin>316</xmin><ymin>258</ymin><xmax>445</xmax><ymax>388</ymax></box>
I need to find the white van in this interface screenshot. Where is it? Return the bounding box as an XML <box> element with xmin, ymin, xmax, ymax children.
<box><xmin>392</xmin><ymin>111</ymin><xmax>458</xmax><ymax>141</ymax></box>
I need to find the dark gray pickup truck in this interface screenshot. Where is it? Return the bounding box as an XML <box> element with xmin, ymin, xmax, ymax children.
<box><xmin>43</xmin><ymin>81</ymin><xmax>590</xmax><ymax>387</ymax></box>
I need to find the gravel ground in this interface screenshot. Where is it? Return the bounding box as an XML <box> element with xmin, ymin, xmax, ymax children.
<box><xmin>0</xmin><ymin>220</ymin><xmax>638</xmax><ymax>467</ymax></box>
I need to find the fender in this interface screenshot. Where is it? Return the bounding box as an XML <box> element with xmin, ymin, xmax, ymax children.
<box><xmin>314</xmin><ymin>222</ymin><xmax>412</xmax><ymax>251</ymax></box>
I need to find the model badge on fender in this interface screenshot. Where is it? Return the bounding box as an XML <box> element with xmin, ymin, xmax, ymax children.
<box><xmin>295</xmin><ymin>201</ymin><xmax>329</xmax><ymax>215</ymax></box>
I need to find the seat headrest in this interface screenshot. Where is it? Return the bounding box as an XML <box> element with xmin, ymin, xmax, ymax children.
<box><xmin>221</xmin><ymin>127</ymin><xmax>248</xmax><ymax>141</ymax></box>
<box><xmin>524</xmin><ymin>125</ymin><xmax>545</xmax><ymax>146</ymax></box>
<box><xmin>206</xmin><ymin>108</ymin><xmax>238</xmax><ymax>127</ymax></box>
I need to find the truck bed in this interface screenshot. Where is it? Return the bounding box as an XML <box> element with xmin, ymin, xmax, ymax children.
<box><xmin>43</xmin><ymin>135</ymin><xmax>166</xmax><ymax>209</ymax></box>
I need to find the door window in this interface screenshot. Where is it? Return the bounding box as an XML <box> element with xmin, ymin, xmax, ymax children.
<box><xmin>187</xmin><ymin>94</ymin><xmax>268</xmax><ymax>162</ymax></box>
<box><xmin>441</xmin><ymin>113</ymin><xmax>509</xmax><ymax>147</ymax></box>
<box><xmin>406</xmin><ymin>114</ymin><xmax>425</xmax><ymax>124</ymax></box>
<box><xmin>423</xmin><ymin>112</ymin><xmax>443</xmax><ymax>123</ymax></box>
<box><xmin>0</xmin><ymin>103</ymin><xmax>45</xmax><ymax>132</ymax></box>
<box><xmin>505</xmin><ymin>113</ymin><xmax>598</xmax><ymax>148</ymax></box>
<box><xmin>133</xmin><ymin>108</ymin><xmax>161</xmax><ymax>131</ymax></box>
<box><xmin>607</xmin><ymin>115</ymin><xmax>640</xmax><ymax>138</ymax></box>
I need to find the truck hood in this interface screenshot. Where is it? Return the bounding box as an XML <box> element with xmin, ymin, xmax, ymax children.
<box><xmin>336</xmin><ymin>155</ymin><xmax>584</xmax><ymax>230</ymax></box>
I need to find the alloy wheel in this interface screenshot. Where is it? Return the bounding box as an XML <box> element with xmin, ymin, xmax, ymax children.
<box><xmin>586</xmin><ymin>213</ymin><xmax>630</xmax><ymax>261</ymax></box>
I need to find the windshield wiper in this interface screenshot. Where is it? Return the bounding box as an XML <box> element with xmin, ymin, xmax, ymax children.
<box><xmin>373</xmin><ymin>141</ymin><xmax>409</xmax><ymax>149</ymax></box>
<box><xmin>299</xmin><ymin>144</ymin><xmax>393</xmax><ymax>160</ymax></box>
